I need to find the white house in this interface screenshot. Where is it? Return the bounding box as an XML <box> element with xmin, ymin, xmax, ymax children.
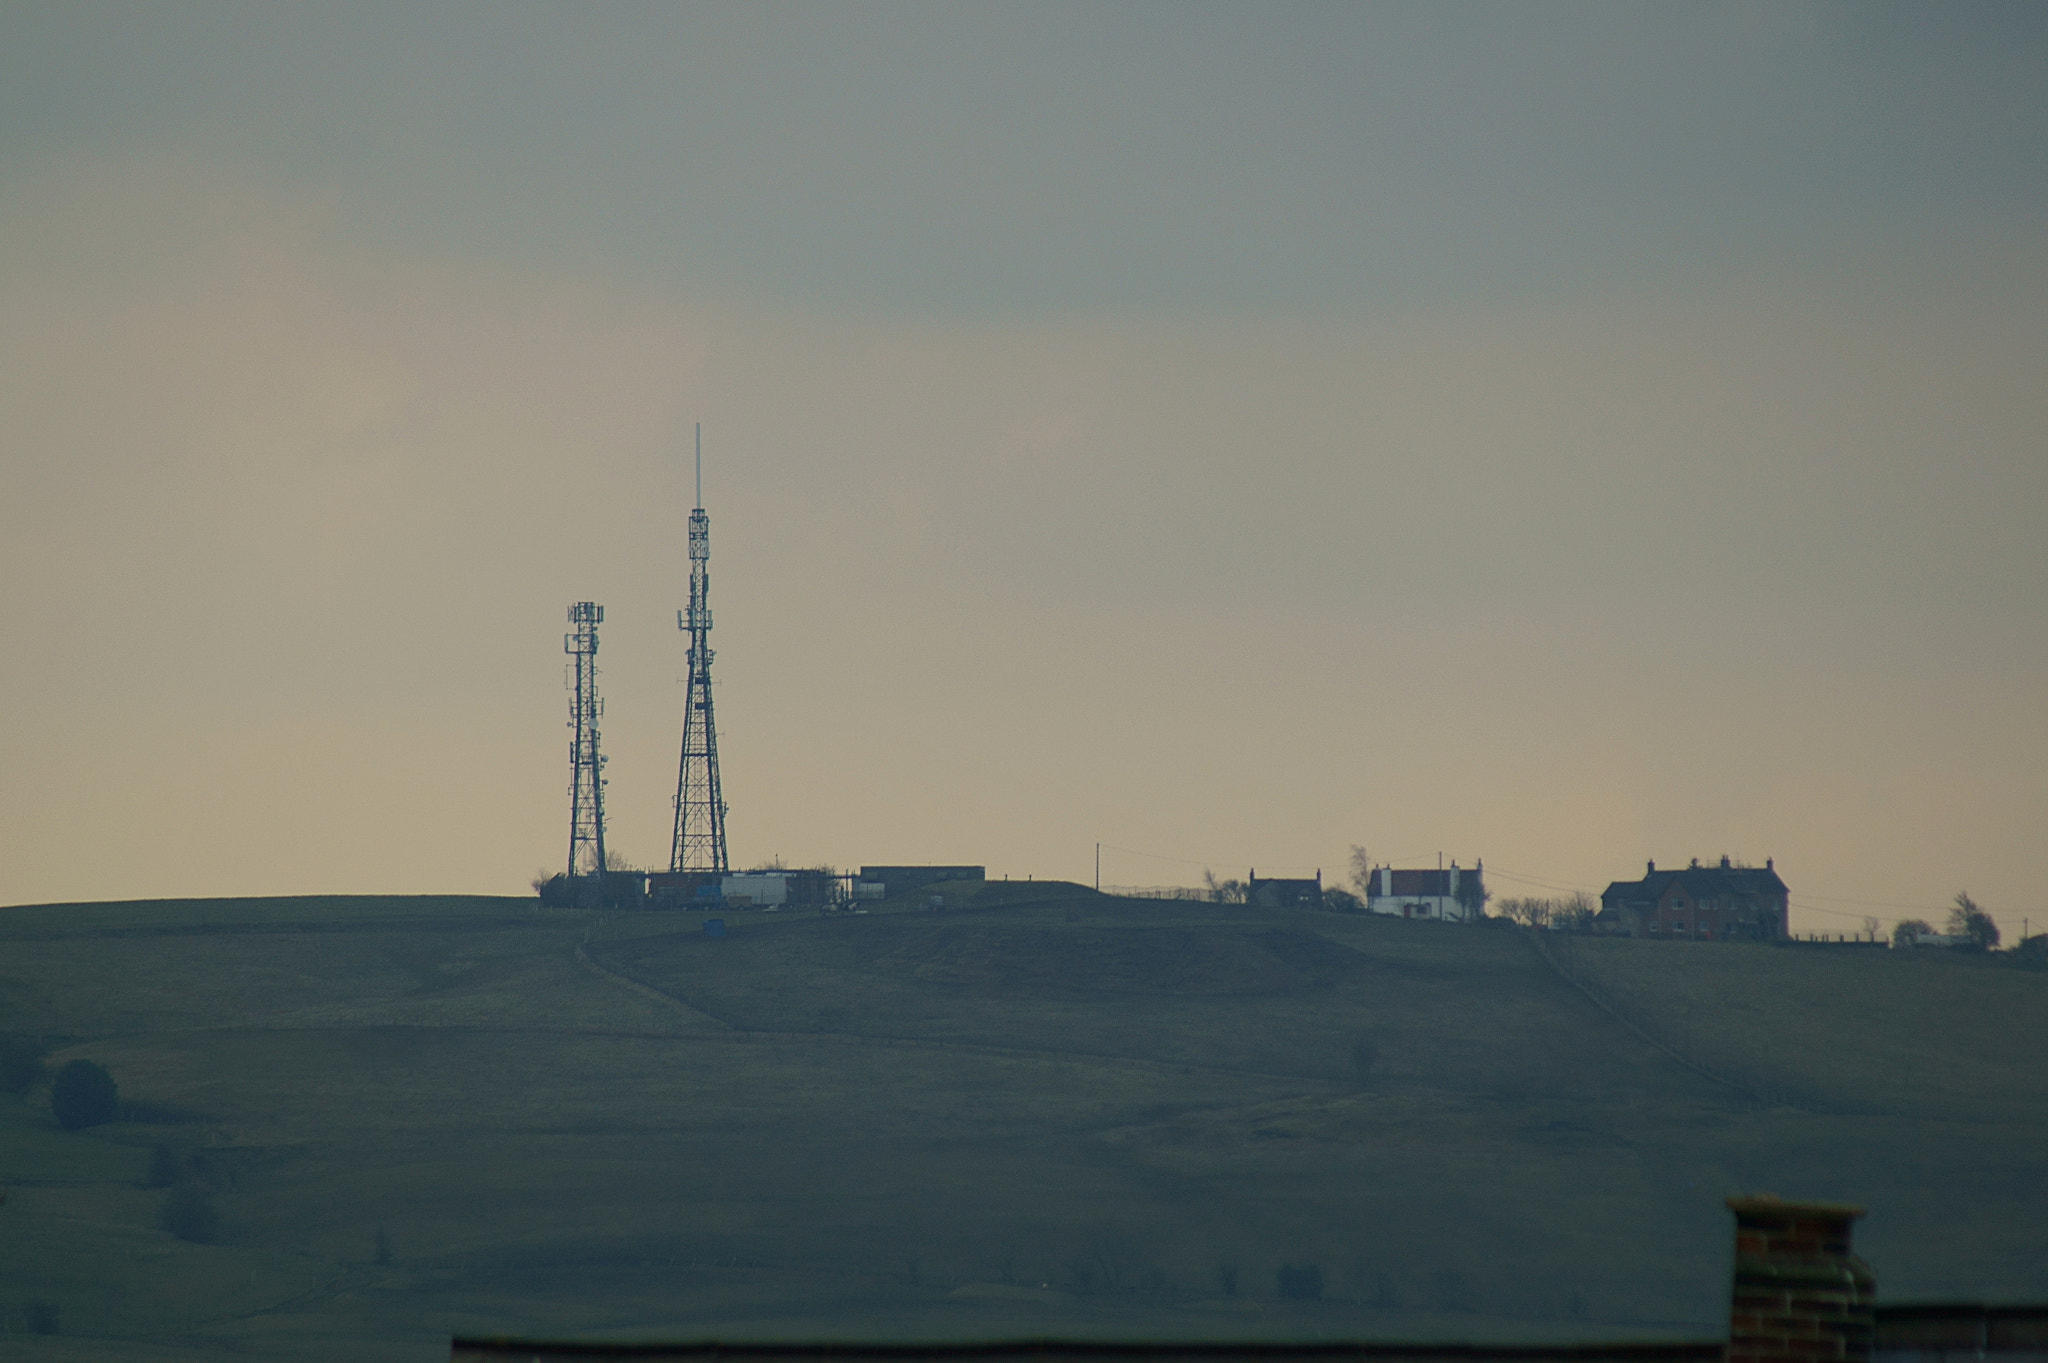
<box><xmin>1366</xmin><ymin>862</ymin><xmax>1485</xmax><ymax>922</ymax></box>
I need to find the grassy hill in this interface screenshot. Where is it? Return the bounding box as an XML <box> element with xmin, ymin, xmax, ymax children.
<box><xmin>0</xmin><ymin>886</ymin><xmax>2042</xmax><ymax>1360</ymax></box>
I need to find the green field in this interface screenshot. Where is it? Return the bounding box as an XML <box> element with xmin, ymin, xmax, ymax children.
<box><xmin>1</xmin><ymin>884</ymin><xmax>2043</xmax><ymax>1360</ymax></box>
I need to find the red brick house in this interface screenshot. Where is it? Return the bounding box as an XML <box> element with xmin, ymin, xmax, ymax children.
<box><xmin>1598</xmin><ymin>857</ymin><xmax>1789</xmax><ymax>941</ymax></box>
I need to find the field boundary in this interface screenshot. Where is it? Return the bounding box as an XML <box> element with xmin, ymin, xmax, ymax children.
<box><xmin>1527</xmin><ymin>930</ymin><xmax>1820</xmax><ymax>1113</ymax></box>
<box><xmin>575</xmin><ymin>941</ymin><xmax>1338</xmax><ymax>1087</ymax></box>
<box><xmin>575</xmin><ymin>940</ymin><xmax>737</xmax><ymax>1030</ymax></box>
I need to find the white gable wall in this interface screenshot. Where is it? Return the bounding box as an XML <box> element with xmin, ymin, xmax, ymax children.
<box><xmin>1367</xmin><ymin>893</ymin><xmax>1475</xmax><ymax>922</ymax></box>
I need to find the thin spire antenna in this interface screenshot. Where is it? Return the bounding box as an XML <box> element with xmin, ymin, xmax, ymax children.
<box><xmin>694</xmin><ymin>423</ymin><xmax>702</xmax><ymax>510</ymax></box>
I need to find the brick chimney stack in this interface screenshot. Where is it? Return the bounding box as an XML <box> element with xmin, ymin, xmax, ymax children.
<box><xmin>1727</xmin><ymin>1197</ymin><xmax>1876</xmax><ymax>1363</ymax></box>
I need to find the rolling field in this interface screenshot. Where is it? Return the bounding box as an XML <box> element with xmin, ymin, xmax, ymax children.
<box><xmin>0</xmin><ymin>885</ymin><xmax>2043</xmax><ymax>1360</ymax></box>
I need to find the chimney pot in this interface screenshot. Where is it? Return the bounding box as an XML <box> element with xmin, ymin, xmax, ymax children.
<box><xmin>1648</xmin><ymin>860</ymin><xmax>1656</xmax><ymax>874</ymax></box>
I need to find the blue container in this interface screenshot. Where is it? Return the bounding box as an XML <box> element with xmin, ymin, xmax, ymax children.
<box><xmin>703</xmin><ymin>918</ymin><xmax>726</xmax><ymax>939</ymax></box>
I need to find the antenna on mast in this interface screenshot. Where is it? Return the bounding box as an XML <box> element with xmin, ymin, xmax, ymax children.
<box><xmin>694</xmin><ymin>422</ymin><xmax>702</xmax><ymax>510</ymax></box>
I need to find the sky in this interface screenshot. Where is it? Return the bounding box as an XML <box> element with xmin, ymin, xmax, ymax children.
<box><xmin>2</xmin><ymin>2</ymin><xmax>2044</xmax><ymax>937</ymax></box>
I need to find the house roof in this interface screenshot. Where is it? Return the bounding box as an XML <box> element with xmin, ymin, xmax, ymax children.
<box><xmin>1601</xmin><ymin>861</ymin><xmax>1786</xmax><ymax>906</ymax></box>
<box><xmin>1369</xmin><ymin>868</ymin><xmax>1482</xmax><ymax>898</ymax></box>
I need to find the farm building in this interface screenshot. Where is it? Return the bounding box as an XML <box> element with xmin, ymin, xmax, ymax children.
<box><xmin>645</xmin><ymin>868</ymin><xmax>838</xmax><ymax>910</ymax></box>
<box><xmin>718</xmin><ymin>869</ymin><xmax>838</xmax><ymax>909</ymax></box>
<box><xmin>1366</xmin><ymin>862</ymin><xmax>1486</xmax><ymax>922</ymax></box>
<box><xmin>1597</xmin><ymin>857</ymin><xmax>1788</xmax><ymax>940</ymax></box>
<box><xmin>1247</xmin><ymin>870</ymin><xmax>1323</xmax><ymax>909</ymax></box>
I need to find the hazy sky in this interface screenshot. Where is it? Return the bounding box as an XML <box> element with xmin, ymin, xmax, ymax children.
<box><xmin>3</xmin><ymin>3</ymin><xmax>2044</xmax><ymax>935</ymax></box>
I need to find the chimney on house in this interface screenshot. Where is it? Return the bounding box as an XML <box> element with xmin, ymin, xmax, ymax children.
<box><xmin>1648</xmin><ymin>860</ymin><xmax>1656</xmax><ymax>874</ymax></box>
<box><xmin>1726</xmin><ymin>1196</ymin><xmax>1876</xmax><ymax>1363</ymax></box>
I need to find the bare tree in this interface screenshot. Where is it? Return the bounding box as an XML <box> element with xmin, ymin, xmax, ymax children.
<box><xmin>1555</xmin><ymin>892</ymin><xmax>1596</xmax><ymax>934</ymax></box>
<box><xmin>1947</xmin><ymin>892</ymin><xmax>2000</xmax><ymax>951</ymax></box>
<box><xmin>1348</xmin><ymin>845</ymin><xmax>1373</xmax><ymax>900</ymax></box>
<box><xmin>1499</xmin><ymin>893</ymin><xmax>1595</xmax><ymax>932</ymax></box>
<box><xmin>1202</xmin><ymin>870</ymin><xmax>1247</xmax><ymax>904</ymax></box>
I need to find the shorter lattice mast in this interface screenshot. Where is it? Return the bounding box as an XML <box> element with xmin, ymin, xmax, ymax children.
<box><xmin>670</xmin><ymin>425</ymin><xmax>730</xmax><ymax>874</ymax></box>
<box><xmin>564</xmin><ymin>601</ymin><xmax>609</xmax><ymax>879</ymax></box>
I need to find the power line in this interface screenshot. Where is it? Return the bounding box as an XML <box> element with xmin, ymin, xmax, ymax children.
<box><xmin>1483</xmin><ymin>865</ymin><xmax>1597</xmax><ymax>895</ymax></box>
<box><xmin>1095</xmin><ymin>842</ymin><xmax>1321</xmax><ymax>874</ymax></box>
<box><xmin>1790</xmin><ymin>901</ymin><xmax>1892</xmax><ymax>923</ymax></box>
<box><xmin>1783</xmin><ymin>888</ymin><xmax>1957</xmax><ymax>913</ymax></box>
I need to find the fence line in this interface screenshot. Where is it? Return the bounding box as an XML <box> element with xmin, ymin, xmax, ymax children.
<box><xmin>1529</xmin><ymin>929</ymin><xmax>1823</xmax><ymax>1113</ymax></box>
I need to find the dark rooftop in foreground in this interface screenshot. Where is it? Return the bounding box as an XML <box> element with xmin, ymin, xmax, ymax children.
<box><xmin>452</xmin><ymin>1202</ymin><xmax>2048</xmax><ymax>1363</ymax></box>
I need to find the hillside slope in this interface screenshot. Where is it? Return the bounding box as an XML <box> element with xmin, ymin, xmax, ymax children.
<box><xmin>0</xmin><ymin>891</ymin><xmax>2041</xmax><ymax>1360</ymax></box>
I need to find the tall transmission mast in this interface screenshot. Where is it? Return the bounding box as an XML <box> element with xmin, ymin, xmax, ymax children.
<box><xmin>564</xmin><ymin>601</ymin><xmax>609</xmax><ymax>879</ymax></box>
<box><xmin>670</xmin><ymin>424</ymin><xmax>729</xmax><ymax>874</ymax></box>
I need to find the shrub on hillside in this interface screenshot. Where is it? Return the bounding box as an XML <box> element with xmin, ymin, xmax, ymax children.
<box><xmin>1323</xmin><ymin>887</ymin><xmax>1365</xmax><ymax>914</ymax></box>
<box><xmin>1349</xmin><ymin>1036</ymin><xmax>1380</xmax><ymax>1085</ymax></box>
<box><xmin>23</xmin><ymin>1296</ymin><xmax>59</xmax><ymax>1335</ymax></box>
<box><xmin>1275</xmin><ymin>1263</ymin><xmax>1324</xmax><ymax>1300</ymax></box>
<box><xmin>50</xmin><ymin>1060</ymin><xmax>118</xmax><ymax>1130</ymax></box>
<box><xmin>158</xmin><ymin>1183</ymin><xmax>219</xmax><ymax>1243</ymax></box>
<box><xmin>1892</xmin><ymin>918</ymin><xmax>1934</xmax><ymax>948</ymax></box>
<box><xmin>141</xmin><ymin>1143</ymin><xmax>183</xmax><ymax>1189</ymax></box>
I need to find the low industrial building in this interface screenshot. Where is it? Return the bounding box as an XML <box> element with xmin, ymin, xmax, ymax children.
<box><xmin>645</xmin><ymin>868</ymin><xmax>838</xmax><ymax>910</ymax></box>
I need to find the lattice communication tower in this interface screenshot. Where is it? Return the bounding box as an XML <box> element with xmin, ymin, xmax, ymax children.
<box><xmin>564</xmin><ymin>601</ymin><xmax>609</xmax><ymax>879</ymax></box>
<box><xmin>670</xmin><ymin>425</ymin><xmax>729</xmax><ymax>873</ymax></box>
